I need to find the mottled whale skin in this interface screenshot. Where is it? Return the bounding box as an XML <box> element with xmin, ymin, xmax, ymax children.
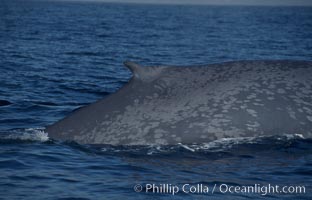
<box><xmin>46</xmin><ymin>60</ymin><xmax>312</xmax><ymax>145</ymax></box>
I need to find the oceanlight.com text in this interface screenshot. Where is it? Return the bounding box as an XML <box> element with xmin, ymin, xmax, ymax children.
<box><xmin>133</xmin><ymin>183</ymin><xmax>306</xmax><ymax>196</ymax></box>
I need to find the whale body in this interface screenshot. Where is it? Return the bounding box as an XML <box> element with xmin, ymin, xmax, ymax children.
<box><xmin>46</xmin><ymin>60</ymin><xmax>312</xmax><ymax>145</ymax></box>
<box><xmin>0</xmin><ymin>100</ymin><xmax>12</xmax><ymax>107</ymax></box>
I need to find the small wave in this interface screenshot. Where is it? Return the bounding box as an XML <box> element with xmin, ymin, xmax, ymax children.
<box><xmin>98</xmin><ymin>134</ymin><xmax>309</xmax><ymax>155</ymax></box>
<box><xmin>64</xmin><ymin>51</ymin><xmax>101</xmax><ymax>57</ymax></box>
<box><xmin>0</xmin><ymin>128</ymin><xmax>49</xmax><ymax>143</ymax></box>
<box><xmin>1</xmin><ymin>131</ymin><xmax>308</xmax><ymax>155</ymax></box>
<box><xmin>177</xmin><ymin>134</ymin><xmax>306</xmax><ymax>152</ymax></box>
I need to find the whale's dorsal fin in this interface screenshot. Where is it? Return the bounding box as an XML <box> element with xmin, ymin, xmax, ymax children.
<box><xmin>124</xmin><ymin>61</ymin><xmax>142</xmax><ymax>78</ymax></box>
<box><xmin>123</xmin><ymin>61</ymin><xmax>165</xmax><ymax>81</ymax></box>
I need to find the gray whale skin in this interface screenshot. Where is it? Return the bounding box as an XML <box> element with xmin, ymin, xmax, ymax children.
<box><xmin>46</xmin><ymin>60</ymin><xmax>312</xmax><ymax>145</ymax></box>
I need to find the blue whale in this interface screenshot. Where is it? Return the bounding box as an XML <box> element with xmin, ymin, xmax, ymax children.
<box><xmin>46</xmin><ymin>60</ymin><xmax>312</xmax><ymax>145</ymax></box>
<box><xmin>0</xmin><ymin>100</ymin><xmax>12</xmax><ymax>107</ymax></box>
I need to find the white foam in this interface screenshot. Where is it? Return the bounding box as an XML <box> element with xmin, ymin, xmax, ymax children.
<box><xmin>99</xmin><ymin>134</ymin><xmax>307</xmax><ymax>154</ymax></box>
<box><xmin>1</xmin><ymin>128</ymin><xmax>49</xmax><ymax>142</ymax></box>
<box><xmin>195</xmin><ymin>136</ymin><xmax>259</xmax><ymax>151</ymax></box>
<box><xmin>280</xmin><ymin>133</ymin><xmax>304</xmax><ymax>140</ymax></box>
<box><xmin>178</xmin><ymin>143</ymin><xmax>195</xmax><ymax>152</ymax></box>
<box><xmin>176</xmin><ymin>134</ymin><xmax>305</xmax><ymax>152</ymax></box>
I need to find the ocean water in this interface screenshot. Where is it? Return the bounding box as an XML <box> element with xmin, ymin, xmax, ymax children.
<box><xmin>0</xmin><ymin>0</ymin><xmax>312</xmax><ymax>199</ymax></box>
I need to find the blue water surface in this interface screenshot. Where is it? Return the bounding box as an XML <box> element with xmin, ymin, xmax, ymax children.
<box><xmin>0</xmin><ymin>0</ymin><xmax>312</xmax><ymax>199</ymax></box>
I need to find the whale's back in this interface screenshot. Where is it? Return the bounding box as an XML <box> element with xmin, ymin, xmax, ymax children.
<box><xmin>46</xmin><ymin>60</ymin><xmax>312</xmax><ymax>145</ymax></box>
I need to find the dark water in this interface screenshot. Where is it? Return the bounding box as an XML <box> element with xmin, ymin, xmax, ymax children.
<box><xmin>1</xmin><ymin>0</ymin><xmax>312</xmax><ymax>199</ymax></box>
